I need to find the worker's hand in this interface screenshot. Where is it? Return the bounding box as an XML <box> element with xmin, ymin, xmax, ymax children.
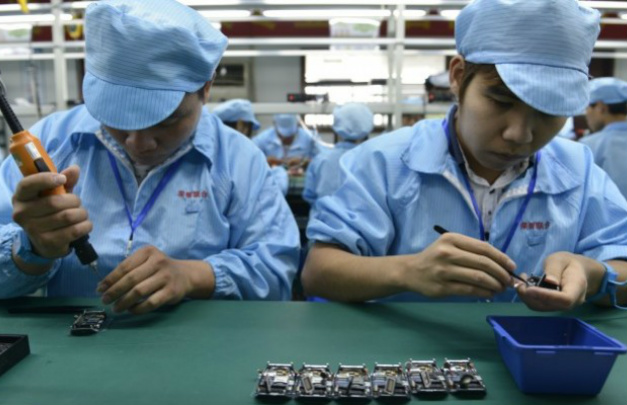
<box><xmin>285</xmin><ymin>157</ymin><xmax>303</xmax><ymax>168</ymax></box>
<box><xmin>403</xmin><ymin>232</ymin><xmax>517</xmax><ymax>299</ymax></box>
<box><xmin>516</xmin><ymin>252</ymin><xmax>590</xmax><ymax>311</ymax></box>
<box><xmin>97</xmin><ymin>245</ymin><xmax>215</xmax><ymax>315</ymax></box>
<box><xmin>12</xmin><ymin>165</ymin><xmax>92</xmax><ymax>259</ymax></box>
<box><xmin>287</xmin><ymin>166</ymin><xmax>304</xmax><ymax>176</ymax></box>
<box><xmin>267</xmin><ymin>156</ymin><xmax>284</xmax><ymax>167</ymax></box>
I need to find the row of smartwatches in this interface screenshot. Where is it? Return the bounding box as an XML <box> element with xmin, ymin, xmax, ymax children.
<box><xmin>255</xmin><ymin>358</ymin><xmax>486</xmax><ymax>400</ymax></box>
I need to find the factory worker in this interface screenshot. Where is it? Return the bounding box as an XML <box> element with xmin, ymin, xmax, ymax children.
<box><xmin>580</xmin><ymin>78</ymin><xmax>627</xmax><ymax>199</ymax></box>
<box><xmin>0</xmin><ymin>0</ymin><xmax>300</xmax><ymax>312</ymax></box>
<box><xmin>303</xmin><ymin>103</ymin><xmax>373</xmax><ymax>210</ymax></box>
<box><xmin>402</xmin><ymin>97</ymin><xmax>426</xmax><ymax>127</ymax></box>
<box><xmin>213</xmin><ymin>99</ymin><xmax>289</xmax><ymax>195</ymax></box>
<box><xmin>212</xmin><ymin>99</ymin><xmax>261</xmax><ymax>138</ymax></box>
<box><xmin>303</xmin><ymin>0</ymin><xmax>627</xmax><ymax>311</ymax></box>
<box><xmin>252</xmin><ymin>114</ymin><xmax>321</xmax><ymax>171</ymax></box>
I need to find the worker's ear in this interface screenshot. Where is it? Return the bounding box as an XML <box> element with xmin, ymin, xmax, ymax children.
<box><xmin>199</xmin><ymin>80</ymin><xmax>213</xmax><ymax>104</ymax></box>
<box><xmin>449</xmin><ymin>55</ymin><xmax>465</xmax><ymax>101</ymax></box>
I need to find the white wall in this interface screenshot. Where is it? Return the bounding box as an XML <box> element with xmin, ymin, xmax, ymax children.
<box><xmin>252</xmin><ymin>56</ymin><xmax>302</xmax><ymax>131</ymax></box>
<box><xmin>1</xmin><ymin>59</ymin><xmax>81</xmax><ymax>128</ymax></box>
<box><xmin>614</xmin><ymin>59</ymin><xmax>627</xmax><ymax>81</ymax></box>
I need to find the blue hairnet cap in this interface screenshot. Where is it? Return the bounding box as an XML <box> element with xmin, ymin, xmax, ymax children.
<box><xmin>83</xmin><ymin>0</ymin><xmax>228</xmax><ymax>130</ymax></box>
<box><xmin>333</xmin><ymin>103</ymin><xmax>373</xmax><ymax>141</ymax></box>
<box><xmin>213</xmin><ymin>99</ymin><xmax>260</xmax><ymax>130</ymax></box>
<box><xmin>589</xmin><ymin>78</ymin><xmax>627</xmax><ymax>105</ymax></box>
<box><xmin>274</xmin><ymin>114</ymin><xmax>299</xmax><ymax>137</ymax></box>
<box><xmin>402</xmin><ymin>97</ymin><xmax>425</xmax><ymax>107</ymax></box>
<box><xmin>456</xmin><ymin>0</ymin><xmax>600</xmax><ymax>116</ymax></box>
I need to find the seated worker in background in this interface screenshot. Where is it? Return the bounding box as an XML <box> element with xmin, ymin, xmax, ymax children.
<box><xmin>253</xmin><ymin>114</ymin><xmax>320</xmax><ymax>176</ymax></box>
<box><xmin>580</xmin><ymin>78</ymin><xmax>627</xmax><ymax>200</ymax></box>
<box><xmin>0</xmin><ymin>0</ymin><xmax>300</xmax><ymax>312</ymax></box>
<box><xmin>402</xmin><ymin>97</ymin><xmax>426</xmax><ymax>127</ymax></box>
<box><xmin>213</xmin><ymin>99</ymin><xmax>289</xmax><ymax>195</ymax></box>
<box><xmin>212</xmin><ymin>99</ymin><xmax>261</xmax><ymax>138</ymax></box>
<box><xmin>303</xmin><ymin>103</ymin><xmax>373</xmax><ymax>213</ymax></box>
<box><xmin>302</xmin><ymin>0</ymin><xmax>627</xmax><ymax>311</ymax></box>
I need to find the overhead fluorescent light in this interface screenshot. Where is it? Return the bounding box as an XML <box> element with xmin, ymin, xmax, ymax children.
<box><xmin>0</xmin><ymin>23</ymin><xmax>32</xmax><ymax>30</ymax></box>
<box><xmin>69</xmin><ymin>1</ymin><xmax>94</xmax><ymax>9</ymax></box>
<box><xmin>198</xmin><ymin>10</ymin><xmax>252</xmax><ymax>19</ymax></box>
<box><xmin>0</xmin><ymin>13</ymin><xmax>73</xmax><ymax>24</ymax></box>
<box><xmin>401</xmin><ymin>10</ymin><xmax>428</xmax><ymax>18</ymax></box>
<box><xmin>440</xmin><ymin>9</ymin><xmax>461</xmax><ymax>19</ymax></box>
<box><xmin>263</xmin><ymin>9</ymin><xmax>391</xmax><ymax>19</ymax></box>
<box><xmin>0</xmin><ymin>3</ymin><xmax>47</xmax><ymax>12</ymax></box>
<box><xmin>620</xmin><ymin>12</ymin><xmax>627</xmax><ymax>20</ymax></box>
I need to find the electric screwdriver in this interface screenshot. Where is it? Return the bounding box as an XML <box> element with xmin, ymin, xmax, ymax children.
<box><xmin>0</xmin><ymin>81</ymin><xmax>99</xmax><ymax>273</ymax></box>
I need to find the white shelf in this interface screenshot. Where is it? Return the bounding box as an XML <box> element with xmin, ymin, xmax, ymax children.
<box><xmin>0</xmin><ymin>104</ymin><xmax>55</xmax><ymax>118</ymax></box>
<box><xmin>205</xmin><ymin>101</ymin><xmax>449</xmax><ymax>115</ymax></box>
<box><xmin>1</xmin><ymin>0</ymin><xmax>626</xmax><ymax>130</ymax></box>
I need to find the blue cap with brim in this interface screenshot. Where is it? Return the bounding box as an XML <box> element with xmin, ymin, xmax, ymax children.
<box><xmin>589</xmin><ymin>78</ymin><xmax>627</xmax><ymax>105</ymax></box>
<box><xmin>456</xmin><ymin>0</ymin><xmax>600</xmax><ymax>117</ymax></box>
<box><xmin>83</xmin><ymin>0</ymin><xmax>228</xmax><ymax>131</ymax></box>
<box><xmin>213</xmin><ymin>99</ymin><xmax>260</xmax><ymax>130</ymax></box>
<box><xmin>274</xmin><ymin>114</ymin><xmax>299</xmax><ymax>137</ymax></box>
<box><xmin>333</xmin><ymin>103</ymin><xmax>373</xmax><ymax>141</ymax></box>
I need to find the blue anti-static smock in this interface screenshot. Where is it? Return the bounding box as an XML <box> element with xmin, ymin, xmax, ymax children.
<box><xmin>303</xmin><ymin>141</ymin><xmax>357</xmax><ymax>206</ymax></box>
<box><xmin>307</xmin><ymin>108</ymin><xmax>627</xmax><ymax>302</ymax></box>
<box><xmin>0</xmin><ymin>106</ymin><xmax>300</xmax><ymax>299</ymax></box>
<box><xmin>252</xmin><ymin>127</ymin><xmax>320</xmax><ymax>160</ymax></box>
<box><xmin>580</xmin><ymin>121</ymin><xmax>627</xmax><ymax>201</ymax></box>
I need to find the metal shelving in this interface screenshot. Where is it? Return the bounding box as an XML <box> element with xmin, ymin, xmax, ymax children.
<box><xmin>1</xmin><ymin>0</ymin><xmax>627</xmax><ymax>128</ymax></box>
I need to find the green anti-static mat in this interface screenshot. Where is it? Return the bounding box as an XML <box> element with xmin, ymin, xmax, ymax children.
<box><xmin>0</xmin><ymin>298</ymin><xmax>624</xmax><ymax>405</ymax></box>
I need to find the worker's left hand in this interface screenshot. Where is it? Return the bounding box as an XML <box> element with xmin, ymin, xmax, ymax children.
<box><xmin>516</xmin><ymin>252</ymin><xmax>588</xmax><ymax>311</ymax></box>
<box><xmin>96</xmin><ymin>245</ymin><xmax>215</xmax><ymax>314</ymax></box>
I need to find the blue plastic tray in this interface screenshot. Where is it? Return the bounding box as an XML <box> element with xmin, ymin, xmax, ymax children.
<box><xmin>487</xmin><ymin>316</ymin><xmax>626</xmax><ymax>395</ymax></box>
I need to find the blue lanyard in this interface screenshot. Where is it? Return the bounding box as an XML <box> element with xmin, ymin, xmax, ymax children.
<box><xmin>107</xmin><ymin>152</ymin><xmax>183</xmax><ymax>246</ymax></box>
<box><xmin>443</xmin><ymin>119</ymin><xmax>540</xmax><ymax>254</ymax></box>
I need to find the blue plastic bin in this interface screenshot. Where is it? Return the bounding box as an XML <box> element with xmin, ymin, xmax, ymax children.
<box><xmin>486</xmin><ymin>316</ymin><xmax>626</xmax><ymax>395</ymax></box>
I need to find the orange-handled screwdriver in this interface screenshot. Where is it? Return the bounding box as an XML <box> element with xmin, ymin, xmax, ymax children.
<box><xmin>0</xmin><ymin>81</ymin><xmax>99</xmax><ymax>273</ymax></box>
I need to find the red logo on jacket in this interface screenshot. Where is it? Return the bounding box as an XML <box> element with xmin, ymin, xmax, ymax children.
<box><xmin>178</xmin><ymin>190</ymin><xmax>208</xmax><ymax>199</ymax></box>
<box><xmin>520</xmin><ymin>221</ymin><xmax>550</xmax><ymax>230</ymax></box>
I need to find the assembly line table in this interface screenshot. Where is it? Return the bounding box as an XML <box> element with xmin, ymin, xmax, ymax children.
<box><xmin>0</xmin><ymin>298</ymin><xmax>625</xmax><ymax>405</ymax></box>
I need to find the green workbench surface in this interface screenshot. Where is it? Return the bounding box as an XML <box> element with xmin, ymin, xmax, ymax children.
<box><xmin>0</xmin><ymin>299</ymin><xmax>625</xmax><ymax>405</ymax></box>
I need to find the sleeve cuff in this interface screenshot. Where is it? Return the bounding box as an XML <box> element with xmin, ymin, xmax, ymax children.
<box><xmin>205</xmin><ymin>256</ymin><xmax>239</xmax><ymax>299</ymax></box>
<box><xmin>0</xmin><ymin>227</ymin><xmax>51</xmax><ymax>291</ymax></box>
<box><xmin>582</xmin><ymin>246</ymin><xmax>627</xmax><ymax>264</ymax></box>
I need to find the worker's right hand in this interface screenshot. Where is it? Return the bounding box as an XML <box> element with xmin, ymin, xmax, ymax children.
<box><xmin>12</xmin><ymin>165</ymin><xmax>93</xmax><ymax>259</ymax></box>
<box><xmin>401</xmin><ymin>232</ymin><xmax>517</xmax><ymax>299</ymax></box>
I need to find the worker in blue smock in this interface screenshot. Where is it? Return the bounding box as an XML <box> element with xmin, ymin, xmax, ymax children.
<box><xmin>580</xmin><ymin>78</ymin><xmax>627</xmax><ymax>200</ymax></box>
<box><xmin>212</xmin><ymin>99</ymin><xmax>261</xmax><ymax>138</ymax></box>
<box><xmin>253</xmin><ymin>114</ymin><xmax>320</xmax><ymax>175</ymax></box>
<box><xmin>213</xmin><ymin>99</ymin><xmax>289</xmax><ymax>195</ymax></box>
<box><xmin>302</xmin><ymin>0</ymin><xmax>627</xmax><ymax>311</ymax></box>
<box><xmin>0</xmin><ymin>0</ymin><xmax>300</xmax><ymax>312</ymax></box>
<box><xmin>303</xmin><ymin>103</ymin><xmax>373</xmax><ymax>212</ymax></box>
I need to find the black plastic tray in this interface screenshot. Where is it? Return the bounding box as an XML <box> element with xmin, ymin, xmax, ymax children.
<box><xmin>0</xmin><ymin>334</ymin><xmax>30</xmax><ymax>377</ymax></box>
